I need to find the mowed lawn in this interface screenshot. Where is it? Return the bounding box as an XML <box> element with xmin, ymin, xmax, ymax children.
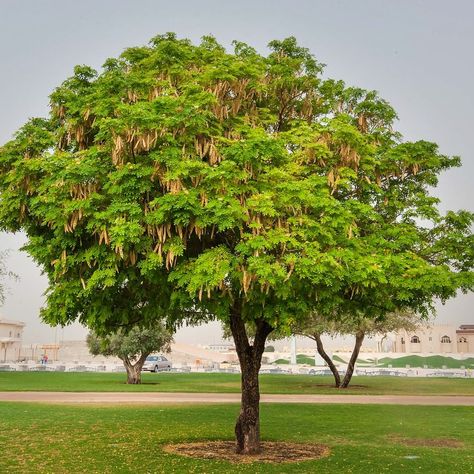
<box><xmin>0</xmin><ymin>402</ymin><xmax>472</xmax><ymax>473</ymax></box>
<box><xmin>1</xmin><ymin>372</ymin><xmax>474</xmax><ymax>395</ymax></box>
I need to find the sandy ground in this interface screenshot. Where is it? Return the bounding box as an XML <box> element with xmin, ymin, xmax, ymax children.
<box><xmin>0</xmin><ymin>392</ymin><xmax>473</xmax><ymax>405</ymax></box>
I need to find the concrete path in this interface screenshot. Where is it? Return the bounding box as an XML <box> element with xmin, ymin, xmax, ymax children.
<box><xmin>0</xmin><ymin>392</ymin><xmax>473</xmax><ymax>405</ymax></box>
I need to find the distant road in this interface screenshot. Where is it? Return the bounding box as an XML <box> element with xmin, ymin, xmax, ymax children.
<box><xmin>0</xmin><ymin>392</ymin><xmax>473</xmax><ymax>405</ymax></box>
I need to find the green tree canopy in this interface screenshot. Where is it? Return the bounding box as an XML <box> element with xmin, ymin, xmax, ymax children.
<box><xmin>0</xmin><ymin>33</ymin><xmax>472</xmax><ymax>453</ymax></box>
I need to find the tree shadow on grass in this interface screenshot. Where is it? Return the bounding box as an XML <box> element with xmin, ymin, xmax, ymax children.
<box><xmin>164</xmin><ymin>441</ymin><xmax>330</xmax><ymax>463</ymax></box>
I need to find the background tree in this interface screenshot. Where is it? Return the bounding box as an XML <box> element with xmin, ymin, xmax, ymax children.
<box><xmin>0</xmin><ymin>34</ymin><xmax>472</xmax><ymax>454</ymax></box>
<box><xmin>295</xmin><ymin>311</ymin><xmax>421</xmax><ymax>388</ymax></box>
<box><xmin>87</xmin><ymin>322</ymin><xmax>173</xmax><ymax>384</ymax></box>
<box><xmin>0</xmin><ymin>250</ymin><xmax>18</xmax><ymax>306</ymax></box>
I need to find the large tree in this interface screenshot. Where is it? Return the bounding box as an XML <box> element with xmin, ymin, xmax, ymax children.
<box><xmin>0</xmin><ymin>34</ymin><xmax>472</xmax><ymax>454</ymax></box>
<box><xmin>87</xmin><ymin>322</ymin><xmax>173</xmax><ymax>384</ymax></box>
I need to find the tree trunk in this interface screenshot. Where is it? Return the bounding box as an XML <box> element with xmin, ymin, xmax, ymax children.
<box><xmin>236</xmin><ymin>357</ymin><xmax>261</xmax><ymax>454</ymax></box>
<box><xmin>313</xmin><ymin>333</ymin><xmax>341</xmax><ymax>388</ymax></box>
<box><xmin>122</xmin><ymin>356</ymin><xmax>147</xmax><ymax>385</ymax></box>
<box><xmin>340</xmin><ymin>331</ymin><xmax>365</xmax><ymax>389</ymax></box>
<box><xmin>229</xmin><ymin>301</ymin><xmax>273</xmax><ymax>455</ymax></box>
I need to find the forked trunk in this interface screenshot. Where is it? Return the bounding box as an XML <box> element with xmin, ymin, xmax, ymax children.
<box><xmin>340</xmin><ymin>331</ymin><xmax>365</xmax><ymax>389</ymax></box>
<box><xmin>229</xmin><ymin>301</ymin><xmax>273</xmax><ymax>455</ymax></box>
<box><xmin>314</xmin><ymin>333</ymin><xmax>341</xmax><ymax>388</ymax></box>
<box><xmin>122</xmin><ymin>355</ymin><xmax>147</xmax><ymax>385</ymax></box>
<box><xmin>125</xmin><ymin>364</ymin><xmax>141</xmax><ymax>384</ymax></box>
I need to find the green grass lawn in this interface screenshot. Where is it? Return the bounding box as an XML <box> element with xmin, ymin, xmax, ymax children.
<box><xmin>0</xmin><ymin>402</ymin><xmax>472</xmax><ymax>473</ymax></box>
<box><xmin>1</xmin><ymin>372</ymin><xmax>474</xmax><ymax>395</ymax></box>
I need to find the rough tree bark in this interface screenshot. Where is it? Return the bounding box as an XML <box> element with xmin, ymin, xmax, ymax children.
<box><xmin>121</xmin><ymin>353</ymin><xmax>148</xmax><ymax>384</ymax></box>
<box><xmin>229</xmin><ymin>301</ymin><xmax>273</xmax><ymax>455</ymax></box>
<box><xmin>313</xmin><ymin>333</ymin><xmax>341</xmax><ymax>388</ymax></box>
<box><xmin>340</xmin><ymin>331</ymin><xmax>365</xmax><ymax>388</ymax></box>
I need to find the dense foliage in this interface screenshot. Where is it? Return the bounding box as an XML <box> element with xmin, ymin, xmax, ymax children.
<box><xmin>87</xmin><ymin>324</ymin><xmax>173</xmax><ymax>362</ymax></box>
<box><xmin>0</xmin><ymin>34</ymin><xmax>471</xmax><ymax>330</ymax></box>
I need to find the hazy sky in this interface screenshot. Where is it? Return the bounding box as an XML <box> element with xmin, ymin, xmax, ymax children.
<box><xmin>0</xmin><ymin>0</ymin><xmax>472</xmax><ymax>344</ymax></box>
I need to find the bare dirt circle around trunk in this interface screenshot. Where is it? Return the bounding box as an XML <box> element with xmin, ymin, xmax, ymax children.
<box><xmin>163</xmin><ymin>441</ymin><xmax>330</xmax><ymax>464</ymax></box>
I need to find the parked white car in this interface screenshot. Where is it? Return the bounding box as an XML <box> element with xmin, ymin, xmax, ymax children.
<box><xmin>142</xmin><ymin>355</ymin><xmax>172</xmax><ymax>373</ymax></box>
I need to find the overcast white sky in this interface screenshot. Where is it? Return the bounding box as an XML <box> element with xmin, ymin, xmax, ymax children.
<box><xmin>0</xmin><ymin>0</ymin><xmax>472</xmax><ymax>344</ymax></box>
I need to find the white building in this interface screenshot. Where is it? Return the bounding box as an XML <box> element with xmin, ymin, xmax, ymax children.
<box><xmin>0</xmin><ymin>318</ymin><xmax>25</xmax><ymax>362</ymax></box>
<box><xmin>392</xmin><ymin>324</ymin><xmax>474</xmax><ymax>354</ymax></box>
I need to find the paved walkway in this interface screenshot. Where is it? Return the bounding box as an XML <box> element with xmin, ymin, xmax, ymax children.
<box><xmin>0</xmin><ymin>392</ymin><xmax>473</xmax><ymax>405</ymax></box>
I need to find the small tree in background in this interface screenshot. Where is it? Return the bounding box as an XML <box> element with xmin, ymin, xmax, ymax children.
<box><xmin>87</xmin><ymin>322</ymin><xmax>173</xmax><ymax>384</ymax></box>
<box><xmin>295</xmin><ymin>311</ymin><xmax>421</xmax><ymax>388</ymax></box>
